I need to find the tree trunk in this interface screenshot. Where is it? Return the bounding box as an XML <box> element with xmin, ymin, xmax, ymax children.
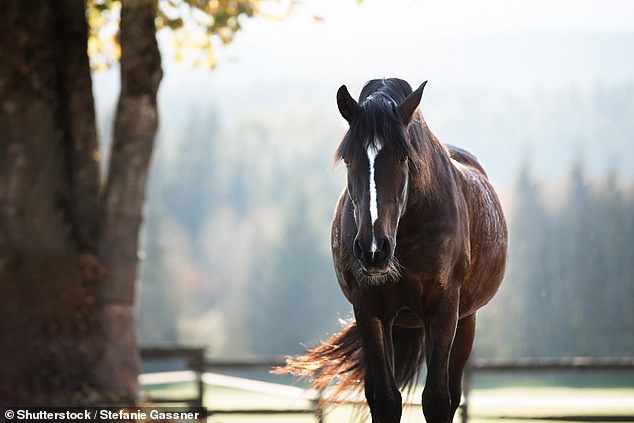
<box><xmin>0</xmin><ymin>0</ymin><xmax>161</xmax><ymax>404</ymax></box>
<box><xmin>0</xmin><ymin>0</ymin><xmax>102</xmax><ymax>405</ymax></box>
<box><xmin>93</xmin><ymin>0</ymin><xmax>162</xmax><ymax>398</ymax></box>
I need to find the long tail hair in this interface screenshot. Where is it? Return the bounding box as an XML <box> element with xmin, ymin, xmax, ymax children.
<box><xmin>273</xmin><ymin>319</ymin><xmax>426</xmax><ymax>409</ymax></box>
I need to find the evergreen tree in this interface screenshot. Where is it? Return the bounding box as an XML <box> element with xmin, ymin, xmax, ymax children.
<box><xmin>247</xmin><ymin>184</ymin><xmax>350</xmax><ymax>355</ymax></box>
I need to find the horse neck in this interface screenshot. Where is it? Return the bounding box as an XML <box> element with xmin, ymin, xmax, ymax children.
<box><xmin>407</xmin><ymin>118</ymin><xmax>455</xmax><ymax>208</ymax></box>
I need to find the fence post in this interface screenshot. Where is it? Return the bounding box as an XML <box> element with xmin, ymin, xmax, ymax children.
<box><xmin>193</xmin><ymin>350</ymin><xmax>205</xmax><ymax>409</ymax></box>
<box><xmin>313</xmin><ymin>391</ymin><xmax>324</xmax><ymax>423</ymax></box>
<box><xmin>315</xmin><ymin>407</ymin><xmax>324</xmax><ymax>423</ymax></box>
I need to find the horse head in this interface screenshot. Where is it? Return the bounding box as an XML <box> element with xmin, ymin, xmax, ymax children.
<box><xmin>334</xmin><ymin>79</ymin><xmax>427</xmax><ymax>282</ymax></box>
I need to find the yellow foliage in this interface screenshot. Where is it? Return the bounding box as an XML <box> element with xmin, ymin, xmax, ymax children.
<box><xmin>87</xmin><ymin>0</ymin><xmax>121</xmax><ymax>70</ymax></box>
<box><xmin>86</xmin><ymin>0</ymin><xmax>293</xmax><ymax>70</ymax></box>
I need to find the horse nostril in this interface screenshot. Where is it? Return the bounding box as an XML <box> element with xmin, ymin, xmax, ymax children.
<box><xmin>375</xmin><ymin>237</ymin><xmax>391</xmax><ymax>263</ymax></box>
<box><xmin>353</xmin><ymin>238</ymin><xmax>363</xmax><ymax>261</ymax></box>
<box><xmin>382</xmin><ymin>238</ymin><xmax>391</xmax><ymax>255</ymax></box>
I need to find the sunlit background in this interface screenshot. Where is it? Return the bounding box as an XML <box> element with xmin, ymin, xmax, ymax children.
<box><xmin>93</xmin><ymin>0</ymin><xmax>634</xmax><ymax>361</ymax></box>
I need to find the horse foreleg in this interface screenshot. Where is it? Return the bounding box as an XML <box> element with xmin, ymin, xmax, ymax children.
<box><xmin>422</xmin><ymin>300</ymin><xmax>459</xmax><ymax>423</ymax></box>
<box><xmin>448</xmin><ymin>313</ymin><xmax>476</xmax><ymax>416</ymax></box>
<box><xmin>355</xmin><ymin>307</ymin><xmax>401</xmax><ymax>423</ymax></box>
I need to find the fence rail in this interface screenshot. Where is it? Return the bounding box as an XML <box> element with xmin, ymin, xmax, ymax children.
<box><xmin>468</xmin><ymin>356</ymin><xmax>634</xmax><ymax>372</ymax></box>
<box><xmin>140</xmin><ymin>347</ymin><xmax>634</xmax><ymax>422</ymax></box>
<box><xmin>140</xmin><ymin>347</ymin><xmax>322</xmax><ymax>420</ymax></box>
<box><xmin>461</xmin><ymin>356</ymin><xmax>634</xmax><ymax>423</ymax></box>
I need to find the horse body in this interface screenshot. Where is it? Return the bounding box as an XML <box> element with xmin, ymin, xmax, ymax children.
<box><xmin>277</xmin><ymin>78</ymin><xmax>507</xmax><ymax>423</ymax></box>
<box><xmin>448</xmin><ymin>147</ymin><xmax>508</xmax><ymax>316</ymax></box>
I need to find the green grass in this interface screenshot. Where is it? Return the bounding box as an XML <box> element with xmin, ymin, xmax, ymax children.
<box><xmin>471</xmin><ymin>371</ymin><xmax>634</xmax><ymax>390</ymax></box>
<box><xmin>467</xmin><ymin>387</ymin><xmax>634</xmax><ymax>421</ymax></box>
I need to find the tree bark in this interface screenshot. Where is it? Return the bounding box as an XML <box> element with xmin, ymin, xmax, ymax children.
<box><xmin>0</xmin><ymin>0</ymin><xmax>102</xmax><ymax>405</ymax></box>
<box><xmin>0</xmin><ymin>0</ymin><xmax>161</xmax><ymax>404</ymax></box>
<box><xmin>93</xmin><ymin>0</ymin><xmax>162</xmax><ymax>398</ymax></box>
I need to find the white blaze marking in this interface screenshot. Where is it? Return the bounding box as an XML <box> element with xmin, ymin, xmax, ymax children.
<box><xmin>367</xmin><ymin>142</ymin><xmax>382</xmax><ymax>253</ymax></box>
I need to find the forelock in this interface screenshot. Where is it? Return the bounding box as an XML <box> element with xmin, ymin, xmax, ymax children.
<box><xmin>333</xmin><ymin>78</ymin><xmax>422</xmax><ymax>167</ymax></box>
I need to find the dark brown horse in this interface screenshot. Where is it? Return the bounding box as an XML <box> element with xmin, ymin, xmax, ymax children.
<box><xmin>276</xmin><ymin>78</ymin><xmax>508</xmax><ymax>423</ymax></box>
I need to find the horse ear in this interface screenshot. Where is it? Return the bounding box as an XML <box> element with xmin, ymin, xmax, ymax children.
<box><xmin>398</xmin><ymin>81</ymin><xmax>427</xmax><ymax>124</ymax></box>
<box><xmin>337</xmin><ymin>85</ymin><xmax>360</xmax><ymax>123</ymax></box>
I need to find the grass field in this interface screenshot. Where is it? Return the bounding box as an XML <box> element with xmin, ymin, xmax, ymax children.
<box><xmin>141</xmin><ymin>372</ymin><xmax>634</xmax><ymax>423</ymax></box>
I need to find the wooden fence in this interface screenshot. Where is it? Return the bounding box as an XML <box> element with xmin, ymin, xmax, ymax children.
<box><xmin>140</xmin><ymin>346</ymin><xmax>206</xmax><ymax>408</ymax></box>
<box><xmin>140</xmin><ymin>347</ymin><xmax>634</xmax><ymax>422</ymax></box>
<box><xmin>140</xmin><ymin>348</ymin><xmax>322</xmax><ymax>420</ymax></box>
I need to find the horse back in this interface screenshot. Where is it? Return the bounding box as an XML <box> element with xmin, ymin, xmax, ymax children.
<box><xmin>447</xmin><ymin>144</ymin><xmax>487</xmax><ymax>177</ymax></box>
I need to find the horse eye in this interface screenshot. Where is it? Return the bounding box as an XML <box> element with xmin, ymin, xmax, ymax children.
<box><xmin>343</xmin><ymin>157</ymin><xmax>350</xmax><ymax>166</ymax></box>
<box><xmin>400</xmin><ymin>156</ymin><xmax>409</xmax><ymax>164</ymax></box>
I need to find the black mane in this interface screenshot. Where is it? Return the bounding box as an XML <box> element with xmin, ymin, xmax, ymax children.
<box><xmin>359</xmin><ymin>78</ymin><xmax>413</xmax><ymax>105</ymax></box>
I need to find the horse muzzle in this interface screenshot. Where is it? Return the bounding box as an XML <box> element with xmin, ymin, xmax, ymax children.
<box><xmin>362</xmin><ymin>266</ymin><xmax>390</xmax><ymax>277</ymax></box>
<box><xmin>353</xmin><ymin>235</ymin><xmax>393</xmax><ymax>276</ymax></box>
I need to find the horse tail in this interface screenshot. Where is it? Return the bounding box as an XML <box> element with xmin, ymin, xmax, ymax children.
<box><xmin>392</xmin><ymin>325</ymin><xmax>426</xmax><ymax>394</ymax></box>
<box><xmin>272</xmin><ymin>319</ymin><xmax>426</xmax><ymax>408</ymax></box>
<box><xmin>272</xmin><ymin>319</ymin><xmax>365</xmax><ymax>406</ymax></box>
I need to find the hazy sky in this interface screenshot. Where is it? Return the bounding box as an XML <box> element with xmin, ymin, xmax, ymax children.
<box><xmin>96</xmin><ymin>0</ymin><xmax>634</xmax><ymax>183</ymax></box>
<box><xmin>195</xmin><ymin>0</ymin><xmax>634</xmax><ymax>92</ymax></box>
<box><xmin>256</xmin><ymin>0</ymin><xmax>634</xmax><ymax>35</ymax></box>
